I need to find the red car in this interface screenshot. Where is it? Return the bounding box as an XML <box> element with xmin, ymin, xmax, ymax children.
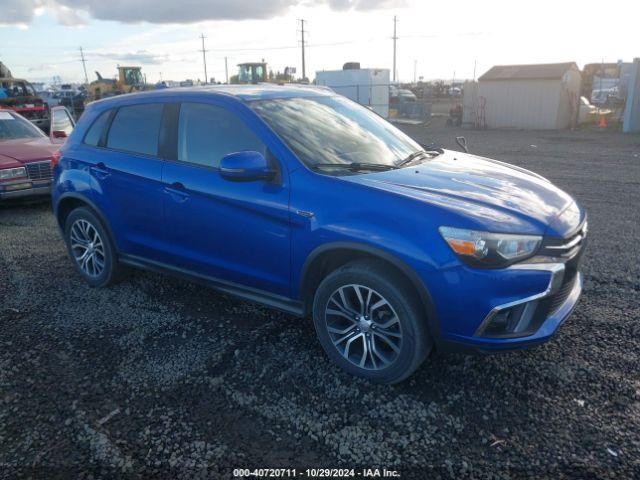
<box><xmin>0</xmin><ymin>106</ymin><xmax>74</xmax><ymax>201</ymax></box>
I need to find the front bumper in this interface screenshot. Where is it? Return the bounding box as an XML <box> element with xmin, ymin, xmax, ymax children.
<box><xmin>421</xmin><ymin>257</ymin><xmax>584</xmax><ymax>354</ymax></box>
<box><xmin>439</xmin><ymin>270</ymin><xmax>582</xmax><ymax>353</ymax></box>
<box><xmin>0</xmin><ymin>183</ymin><xmax>51</xmax><ymax>200</ymax></box>
<box><xmin>423</xmin><ymin>219</ymin><xmax>586</xmax><ymax>353</ymax></box>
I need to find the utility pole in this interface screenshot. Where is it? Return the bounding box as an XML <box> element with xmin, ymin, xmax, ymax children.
<box><xmin>79</xmin><ymin>46</ymin><xmax>89</xmax><ymax>85</ymax></box>
<box><xmin>413</xmin><ymin>60</ymin><xmax>417</xmax><ymax>84</ymax></box>
<box><xmin>299</xmin><ymin>19</ymin><xmax>306</xmax><ymax>80</ymax></box>
<box><xmin>225</xmin><ymin>57</ymin><xmax>229</xmax><ymax>84</ymax></box>
<box><xmin>392</xmin><ymin>16</ymin><xmax>398</xmax><ymax>83</ymax></box>
<box><xmin>199</xmin><ymin>33</ymin><xmax>208</xmax><ymax>84</ymax></box>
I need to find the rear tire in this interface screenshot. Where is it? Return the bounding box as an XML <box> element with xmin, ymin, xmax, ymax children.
<box><xmin>312</xmin><ymin>260</ymin><xmax>431</xmax><ymax>384</ymax></box>
<box><xmin>64</xmin><ymin>207</ymin><xmax>121</xmax><ymax>288</ymax></box>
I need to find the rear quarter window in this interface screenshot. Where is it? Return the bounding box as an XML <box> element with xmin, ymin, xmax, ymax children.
<box><xmin>106</xmin><ymin>103</ymin><xmax>164</xmax><ymax>156</ymax></box>
<box><xmin>83</xmin><ymin>110</ymin><xmax>111</xmax><ymax>146</ymax></box>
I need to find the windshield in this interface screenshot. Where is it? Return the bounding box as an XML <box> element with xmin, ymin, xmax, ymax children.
<box><xmin>250</xmin><ymin>95</ymin><xmax>423</xmax><ymax>171</ymax></box>
<box><xmin>0</xmin><ymin>111</ymin><xmax>45</xmax><ymax>140</ymax></box>
<box><xmin>239</xmin><ymin>64</ymin><xmax>265</xmax><ymax>83</ymax></box>
<box><xmin>123</xmin><ymin>68</ymin><xmax>143</xmax><ymax>86</ymax></box>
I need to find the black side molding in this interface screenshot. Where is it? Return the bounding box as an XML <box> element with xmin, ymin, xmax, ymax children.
<box><xmin>119</xmin><ymin>254</ymin><xmax>305</xmax><ymax>317</ymax></box>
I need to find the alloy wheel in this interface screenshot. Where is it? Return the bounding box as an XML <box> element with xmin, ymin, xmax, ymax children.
<box><xmin>70</xmin><ymin>219</ymin><xmax>105</xmax><ymax>278</ymax></box>
<box><xmin>324</xmin><ymin>284</ymin><xmax>403</xmax><ymax>370</ymax></box>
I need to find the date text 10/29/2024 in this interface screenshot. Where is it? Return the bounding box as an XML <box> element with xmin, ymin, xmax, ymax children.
<box><xmin>233</xmin><ymin>468</ymin><xmax>401</xmax><ymax>478</ymax></box>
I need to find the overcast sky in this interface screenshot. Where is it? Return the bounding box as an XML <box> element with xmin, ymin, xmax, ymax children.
<box><xmin>1</xmin><ymin>0</ymin><xmax>638</xmax><ymax>85</ymax></box>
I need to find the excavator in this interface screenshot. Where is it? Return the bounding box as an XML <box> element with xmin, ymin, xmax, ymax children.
<box><xmin>86</xmin><ymin>66</ymin><xmax>148</xmax><ymax>102</ymax></box>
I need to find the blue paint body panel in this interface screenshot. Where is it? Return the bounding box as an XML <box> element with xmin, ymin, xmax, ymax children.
<box><xmin>52</xmin><ymin>85</ymin><xmax>585</xmax><ymax>351</ymax></box>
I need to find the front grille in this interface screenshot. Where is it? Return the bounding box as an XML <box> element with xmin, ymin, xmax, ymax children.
<box><xmin>536</xmin><ymin>219</ymin><xmax>586</xmax><ymax>319</ymax></box>
<box><xmin>532</xmin><ymin>249</ymin><xmax>582</xmax><ymax>324</ymax></box>
<box><xmin>540</xmin><ymin>221</ymin><xmax>588</xmax><ymax>259</ymax></box>
<box><xmin>25</xmin><ymin>161</ymin><xmax>52</xmax><ymax>181</ymax></box>
<box><xmin>547</xmin><ymin>273</ymin><xmax>577</xmax><ymax>314</ymax></box>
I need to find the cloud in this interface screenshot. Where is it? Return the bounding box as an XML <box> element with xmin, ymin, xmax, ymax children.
<box><xmin>1</xmin><ymin>0</ymin><xmax>43</xmax><ymax>25</ymax></box>
<box><xmin>51</xmin><ymin>3</ymin><xmax>88</xmax><ymax>26</ymax></box>
<box><xmin>327</xmin><ymin>0</ymin><xmax>406</xmax><ymax>11</ymax></box>
<box><xmin>90</xmin><ymin>50</ymin><xmax>170</xmax><ymax>65</ymax></box>
<box><xmin>55</xmin><ymin>0</ymin><xmax>296</xmax><ymax>24</ymax></box>
<box><xmin>28</xmin><ymin>63</ymin><xmax>59</xmax><ymax>72</ymax></box>
<box><xmin>0</xmin><ymin>0</ymin><xmax>405</xmax><ymax>26</ymax></box>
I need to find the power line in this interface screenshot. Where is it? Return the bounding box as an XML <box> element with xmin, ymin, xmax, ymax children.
<box><xmin>199</xmin><ymin>33</ymin><xmax>208</xmax><ymax>84</ymax></box>
<box><xmin>392</xmin><ymin>15</ymin><xmax>398</xmax><ymax>83</ymax></box>
<box><xmin>79</xmin><ymin>46</ymin><xmax>89</xmax><ymax>84</ymax></box>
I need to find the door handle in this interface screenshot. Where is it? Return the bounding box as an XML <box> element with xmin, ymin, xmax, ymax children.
<box><xmin>163</xmin><ymin>182</ymin><xmax>190</xmax><ymax>202</ymax></box>
<box><xmin>91</xmin><ymin>162</ymin><xmax>110</xmax><ymax>180</ymax></box>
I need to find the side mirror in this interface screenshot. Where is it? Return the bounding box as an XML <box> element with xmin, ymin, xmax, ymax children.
<box><xmin>455</xmin><ymin>136</ymin><xmax>469</xmax><ymax>153</ymax></box>
<box><xmin>219</xmin><ymin>151</ymin><xmax>273</xmax><ymax>181</ymax></box>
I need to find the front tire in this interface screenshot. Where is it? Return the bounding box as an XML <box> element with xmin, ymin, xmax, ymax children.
<box><xmin>64</xmin><ymin>207</ymin><xmax>121</xmax><ymax>288</ymax></box>
<box><xmin>312</xmin><ymin>260</ymin><xmax>431</xmax><ymax>384</ymax></box>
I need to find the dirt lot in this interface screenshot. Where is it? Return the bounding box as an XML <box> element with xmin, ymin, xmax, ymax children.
<box><xmin>1</xmin><ymin>120</ymin><xmax>639</xmax><ymax>478</ymax></box>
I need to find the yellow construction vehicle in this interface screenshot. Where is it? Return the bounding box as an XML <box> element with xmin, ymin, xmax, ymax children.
<box><xmin>87</xmin><ymin>66</ymin><xmax>148</xmax><ymax>101</ymax></box>
<box><xmin>231</xmin><ymin>61</ymin><xmax>301</xmax><ymax>84</ymax></box>
<box><xmin>233</xmin><ymin>62</ymin><xmax>268</xmax><ymax>84</ymax></box>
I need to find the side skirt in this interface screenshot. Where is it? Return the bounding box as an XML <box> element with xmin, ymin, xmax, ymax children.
<box><xmin>119</xmin><ymin>254</ymin><xmax>304</xmax><ymax>317</ymax></box>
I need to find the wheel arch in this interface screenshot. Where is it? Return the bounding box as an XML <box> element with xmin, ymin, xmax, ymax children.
<box><xmin>299</xmin><ymin>242</ymin><xmax>441</xmax><ymax>342</ymax></box>
<box><xmin>55</xmin><ymin>193</ymin><xmax>119</xmax><ymax>252</ymax></box>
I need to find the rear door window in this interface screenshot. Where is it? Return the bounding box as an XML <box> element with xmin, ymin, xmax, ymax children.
<box><xmin>177</xmin><ymin>102</ymin><xmax>266</xmax><ymax>168</ymax></box>
<box><xmin>107</xmin><ymin>103</ymin><xmax>164</xmax><ymax>156</ymax></box>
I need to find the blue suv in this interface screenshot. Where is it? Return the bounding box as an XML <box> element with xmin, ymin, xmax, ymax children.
<box><xmin>52</xmin><ymin>85</ymin><xmax>586</xmax><ymax>384</ymax></box>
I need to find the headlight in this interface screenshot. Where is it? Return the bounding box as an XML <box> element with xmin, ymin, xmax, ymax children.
<box><xmin>0</xmin><ymin>167</ymin><xmax>27</xmax><ymax>181</ymax></box>
<box><xmin>439</xmin><ymin>226</ymin><xmax>541</xmax><ymax>268</ymax></box>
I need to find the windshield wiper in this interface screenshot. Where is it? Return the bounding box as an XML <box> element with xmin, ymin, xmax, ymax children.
<box><xmin>395</xmin><ymin>145</ymin><xmax>444</xmax><ymax>167</ymax></box>
<box><xmin>311</xmin><ymin>162</ymin><xmax>399</xmax><ymax>172</ymax></box>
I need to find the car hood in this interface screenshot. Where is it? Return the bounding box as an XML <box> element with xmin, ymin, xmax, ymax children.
<box><xmin>343</xmin><ymin>150</ymin><xmax>580</xmax><ymax>236</ymax></box>
<box><xmin>0</xmin><ymin>153</ymin><xmax>23</xmax><ymax>169</ymax></box>
<box><xmin>0</xmin><ymin>137</ymin><xmax>57</xmax><ymax>164</ymax></box>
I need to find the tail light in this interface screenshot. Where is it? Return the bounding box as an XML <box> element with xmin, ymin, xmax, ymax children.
<box><xmin>50</xmin><ymin>151</ymin><xmax>61</xmax><ymax>170</ymax></box>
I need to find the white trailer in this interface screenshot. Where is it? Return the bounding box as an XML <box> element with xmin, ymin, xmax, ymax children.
<box><xmin>315</xmin><ymin>68</ymin><xmax>390</xmax><ymax>118</ymax></box>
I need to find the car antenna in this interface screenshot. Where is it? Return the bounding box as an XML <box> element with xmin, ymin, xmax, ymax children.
<box><xmin>455</xmin><ymin>136</ymin><xmax>469</xmax><ymax>153</ymax></box>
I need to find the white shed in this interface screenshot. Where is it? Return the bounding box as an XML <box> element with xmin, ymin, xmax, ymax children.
<box><xmin>315</xmin><ymin>68</ymin><xmax>390</xmax><ymax>118</ymax></box>
<box><xmin>476</xmin><ymin>62</ymin><xmax>582</xmax><ymax>129</ymax></box>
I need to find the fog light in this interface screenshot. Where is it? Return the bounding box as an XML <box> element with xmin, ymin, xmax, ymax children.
<box><xmin>481</xmin><ymin>300</ymin><xmax>538</xmax><ymax>337</ymax></box>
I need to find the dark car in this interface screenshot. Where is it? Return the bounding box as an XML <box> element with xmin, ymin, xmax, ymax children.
<box><xmin>0</xmin><ymin>107</ymin><xmax>74</xmax><ymax>201</ymax></box>
<box><xmin>52</xmin><ymin>86</ymin><xmax>585</xmax><ymax>384</ymax></box>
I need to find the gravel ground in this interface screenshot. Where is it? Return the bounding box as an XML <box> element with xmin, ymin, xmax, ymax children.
<box><xmin>1</xmin><ymin>120</ymin><xmax>639</xmax><ymax>479</ymax></box>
